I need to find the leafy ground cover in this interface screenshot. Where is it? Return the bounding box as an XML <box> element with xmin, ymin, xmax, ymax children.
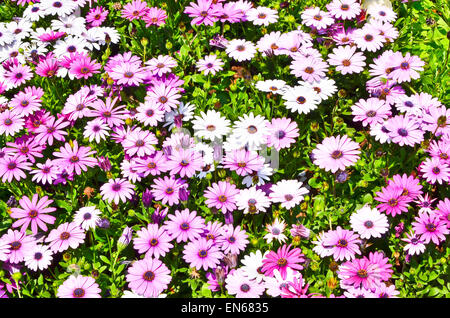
<box><xmin>0</xmin><ymin>0</ymin><xmax>448</xmax><ymax>298</ymax></box>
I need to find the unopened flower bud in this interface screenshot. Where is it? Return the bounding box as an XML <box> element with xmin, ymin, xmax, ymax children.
<box><xmin>142</xmin><ymin>188</ymin><xmax>153</xmax><ymax>208</ymax></box>
<box><xmin>117</xmin><ymin>226</ymin><xmax>132</xmax><ymax>250</ymax></box>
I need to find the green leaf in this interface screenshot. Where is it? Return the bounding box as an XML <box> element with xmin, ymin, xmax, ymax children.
<box><xmin>100</xmin><ymin>255</ymin><xmax>111</xmax><ymax>265</ymax></box>
<box><xmin>55</xmin><ymin>200</ymin><xmax>73</xmax><ymax>213</ymax></box>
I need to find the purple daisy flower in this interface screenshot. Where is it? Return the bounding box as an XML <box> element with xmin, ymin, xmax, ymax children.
<box><xmin>45</xmin><ymin>222</ymin><xmax>86</xmax><ymax>253</ymax></box>
<box><xmin>57</xmin><ymin>275</ymin><xmax>101</xmax><ymax>298</ymax></box>
<box><xmin>133</xmin><ymin>224</ymin><xmax>173</xmax><ymax>259</ymax></box>
<box><xmin>182</xmin><ymin>237</ymin><xmax>223</xmax><ymax>271</ymax></box>
<box><xmin>10</xmin><ymin>194</ymin><xmax>56</xmax><ymax>234</ymax></box>
<box><xmin>164</xmin><ymin>208</ymin><xmax>205</xmax><ymax>243</ymax></box>
<box><xmin>261</xmin><ymin>244</ymin><xmax>306</xmax><ymax>279</ymax></box>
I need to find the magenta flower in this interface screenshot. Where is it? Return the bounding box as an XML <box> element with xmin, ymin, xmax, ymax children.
<box><xmin>10</xmin><ymin>194</ymin><xmax>56</xmax><ymax>234</ymax></box>
<box><xmin>217</xmin><ymin>224</ymin><xmax>249</xmax><ymax>255</ymax></box>
<box><xmin>166</xmin><ymin>148</ymin><xmax>204</xmax><ymax>178</ymax></box>
<box><xmin>69</xmin><ymin>55</ymin><xmax>102</xmax><ymax>79</ymax></box>
<box><xmin>375</xmin><ymin>185</ymin><xmax>410</xmax><ymax>217</ymax></box>
<box><xmin>0</xmin><ymin>155</ymin><xmax>32</xmax><ymax>183</ymax></box>
<box><xmin>57</xmin><ymin>275</ymin><xmax>101</xmax><ymax>298</ymax></box>
<box><xmin>182</xmin><ymin>237</ymin><xmax>223</xmax><ymax>271</ymax></box>
<box><xmin>385</xmin><ymin>115</ymin><xmax>424</xmax><ymax>147</ymax></box>
<box><xmin>1</xmin><ymin>229</ymin><xmax>36</xmax><ymax>264</ymax></box>
<box><xmin>0</xmin><ymin>110</ymin><xmax>25</xmax><ymax>137</ymax></box>
<box><xmin>52</xmin><ymin>140</ymin><xmax>97</xmax><ymax>176</ymax></box>
<box><xmin>351</xmin><ymin>97</ymin><xmax>391</xmax><ymax>127</ymax></box>
<box><xmin>100</xmin><ymin>178</ymin><xmax>135</xmax><ymax>204</ymax></box>
<box><xmin>412</xmin><ymin>211</ymin><xmax>449</xmax><ymax>245</ymax></box>
<box><xmin>436</xmin><ymin>198</ymin><xmax>450</xmax><ymax>228</ymax></box>
<box><xmin>312</xmin><ymin>135</ymin><xmax>361</xmax><ymax>173</ymax></box>
<box><xmin>419</xmin><ymin>157</ymin><xmax>450</xmax><ymax>185</ymax></box>
<box><xmin>133</xmin><ymin>224</ymin><xmax>173</xmax><ymax>259</ymax></box>
<box><xmin>261</xmin><ymin>244</ymin><xmax>306</xmax><ymax>279</ymax></box>
<box><xmin>184</xmin><ymin>0</ymin><xmax>218</xmax><ymax>26</ymax></box>
<box><xmin>151</xmin><ymin>176</ymin><xmax>184</xmax><ymax>206</ymax></box>
<box><xmin>322</xmin><ymin>227</ymin><xmax>362</xmax><ymax>261</ymax></box>
<box><xmin>204</xmin><ymin>181</ymin><xmax>240</xmax><ymax>214</ymax></box>
<box><xmin>389</xmin><ymin>52</ymin><xmax>425</xmax><ymax>83</ymax></box>
<box><xmin>86</xmin><ymin>6</ymin><xmax>109</xmax><ymax>27</ymax></box>
<box><xmin>367</xmin><ymin>251</ymin><xmax>393</xmax><ymax>282</ymax></box>
<box><xmin>265</xmin><ymin>117</ymin><xmax>299</xmax><ymax>151</ymax></box>
<box><xmin>338</xmin><ymin>257</ymin><xmax>383</xmax><ymax>290</ymax></box>
<box><xmin>91</xmin><ymin>97</ymin><xmax>127</xmax><ymax>127</ymax></box>
<box><xmin>290</xmin><ymin>55</ymin><xmax>329</xmax><ymax>83</ymax></box>
<box><xmin>222</xmin><ymin>149</ymin><xmax>265</xmax><ymax>176</ymax></box>
<box><xmin>401</xmin><ymin>231</ymin><xmax>426</xmax><ymax>255</ymax></box>
<box><xmin>34</xmin><ymin>115</ymin><xmax>70</xmax><ymax>146</ymax></box>
<box><xmin>388</xmin><ymin>173</ymin><xmax>423</xmax><ymax>200</ymax></box>
<box><xmin>121</xmin><ymin>0</ymin><xmax>148</xmax><ymax>21</ymax></box>
<box><xmin>143</xmin><ymin>7</ymin><xmax>167</xmax><ymax>26</ymax></box>
<box><xmin>45</xmin><ymin>222</ymin><xmax>86</xmax><ymax>253</ymax></box>
<box><xmin>164</xmin><ymin>208</ymin><xmax>205</xmax><ymax>243</ymax></box>
<box><xmin>126</xmin><ymin>257</ymin><xmax>172</xmax><ymax>297</ymax></box>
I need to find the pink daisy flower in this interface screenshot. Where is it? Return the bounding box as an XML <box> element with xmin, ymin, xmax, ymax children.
<box><xmin>4</xmin><ymin>138</ymin><xmax>44</xmax><ymax>164</ymax></box>
<box><xmin>134</xmin><ymin>151</ymin><xmax>168</xmax><ymax>177</ymax></box>
<box><xmin>45</xmin><ymin>222</ymin><xmax>85</xmax><ymax>253</ymax></box>
<box><xmin>83</xmin><ymin>118</ymin><xmax>110</xmax><ymax>143</ymax></box>
<box><xmin>52</xmin><ymin>140</ymin><xmax>97</xmax><ymax>176</ymax></box>
<box><xmin>30</xmin><ymin>159</ymin><xmax>59</xmax><ymax>185</ymax></box>
<box><xmin>326</xmin><ymin>0</ymin><xmax>361</xmax><ymax>20</ymax></box>
<box><xmin>146</xmin><ymin>55</ymin><xmax>177</xmax><ymax>77</ymax></box>
<box><xmin>225</xmin><ymin>269</ymin><xmax>265</xmax><ymax>298</ymax></box>
<box><xmin>388</xmin><ymin>173</ymin><xmax>423</xmax><ymax>200</ymax></box>
<box><xmin>351</xmin><ymin>97</ymin><xmax>391</xmax><ymax>127</ymax></box>
<box><xmin>322</xmin><ymin>227</ymin><xmax>362</xmax><ymax>261</ymax></box>
<box><xmin>385</xmin><ymin>115</ymin><xmax>424</xmax><ymax>147</ymax></box>
<box><xmin>122</xmin><ymin>128</ymin><xmax>158</xmax><ymax>158</ymax></box>
<box><xmin>338</xmin><ymin>257</ymin><xmax>383</xmax><ymax>290</ymax></box>
<box><xmin>166</xmin><ymin>148</ymin><xmax>204</xmax><ymax>178</ymax></box>
<box><xmin>375</xmin><ymin>186</ymin><xmax>410</xmax><ymax>217</ymax></box>
<box><xmin>109</xmin><ymin>62</ymin><xmax>146</xmax><ymax>86</ymax></box>
<box><xmin>353</xmin><ymin>27</ymin><xmax>385</xmax><ymax>52</ymax></box>
<box><xmin>182</xmin><ymin>237</ymin><xmax>223</xmax><ymax>271</ymax></box>
<box><xmin>69</xmin><ymin>55</ymin><xmax>102</xmax><ymax>80</ymax></box>
<box><xmin>419</xmin><ymin>157</ymin><xmax>450</xmax><ymax>185</ymax></box>
<box><xmin>290</xmin><ymin>55</ymin><xmax>329</xmax><ymax>83</ymax></box>
<box><xmin>1</xmin><ymin>229</ymin><xmax>36</xmax><ymax>264</ymax></box>
<box><xmin>389</xmin><ymin>52</ymin><xmax>425</xmax><ymax>83</ymax></box>
<box><xmin>328</xmin><ymin>45</ymin><xmax>366</xmax><ymax>75</ymax></box>
<box><xmin>91</xmin><ymin>97</ymin><xmax>127</xmax><ymax>128</ymax></box>
<box><xmin>133</xmin><ymin>224</ymin><xmax>173</xmax><ymax>259</ymax></box>
<box><xmin>350</xmin><ymin>206</ymin><xmax>389</xmax><ymax>239</ymax></box>
<box><xmin>0</xmin><ymin>155</ymin><xmax>32</xmax><ymax>183</ymax></box>
<box><xmin>436</xmin><ymin>198</ymin><xmax>450</xmax><ymax>228</ymax></box>
<box><xmin>164</xmin><ymin>208</ymin><xmax>205</xmax><ymax>243</ymax></box>
<box><xmin>222</xmin><ymin>149</ymin><xmax>265</xmax><ymax>176</ymax></box>
<box><xmin>217</xmin><ymin>224</ymin><xmax>249</xmax><ymax>255</ymax></box>
<box><xmin>10</xmin><ymin>91</ymin><xmax>42</xmax><ymax>117</ymax></box>
<box><xmin>367</xmin><ymin>251</ymin><xmax>393</xmax><ymax>282</ymax></box>
<box><xmin>401</xmin><ymin>231</ymin><xmax>426</xmax><ymax>255</ymax></box>
<box><xmin>261</xmin><ymin>244</ymin><xmax>306</xmax><ymax>279</ymax></box>
<box><xmin>412</xmin><ymin>211</ymin><xmax>449</xmax><ymax>245</ymax></box>
<box><xmin>269</xmin><ymin>179</ymin><xmax>309</xmax><ymax>209</ymax></box>
<box><xmin>422</xmin><ymin>105</ymin><xmax>450</xmax><ymax>136</ymax></box>
<box><xmin>196</xmin><ymin>54</ymin><xmax>224</xmax><ymax>75</ymax></box>
<box><xmin>184</xmin><ymin>0</ymin><xmax>218</xmax><ymax>26</ymax></box>
<box><xmin>86</xmin><ymin>6</ymin><xmax>109</xmax><ymax>27</ymax></box>
<box><xmin>126</xmin><ymin>257</ymin><xmax>171</xmax><ymax>298</ymax></box>
<box><xmin>10</xmin><ymin>194</ymin><xmax>56</xmax><ymax>235</ymax></box>
<box><xmin>4</xmin><ymin>64</ymin><xmax>33</xmax><ymax>88</ymax></box>
<box><xmin>57</xmin><ymin>275</ymin><xmax>101</xmax><ymax>298</ymax></box>
<box><xmin>0</xmin><ymin>110</ymin><xmax>24</xmax><ymax>137</ymax></box>
<box><xmin>265</xmin><ymin>117</ymin><xmax>299</xmax><ymax>151</ymax></box>
<box><xmin>62</xmin><ymin>89</ymin><xmax>96</xmax><ymax>122</ymax></box>
<box><xmin>143</xmin><ymin>7</ymin><xmax>167</xmax><ymax>26</ymax></box>
<box><xmin>34</xmin><ymin>115</ymin><xmax>70</xmax><ymax>146</ymax></box>
<box><xmin>204</xmin><ymin>181</ymin><xmax>240</xmax><ymax>214</ymax></box>
<box><xmin>121</xmin><ymin>0</ymin><xmax>148</xmax><ymax>21</ymax></box>
<box><xmin>100</xmin><ymin>178</ymin><xmax>135</xmax><ymax>204</ymax></box>
<box><xmin>147</xmin><ymin>83</ymin><xmax>182</xmax><ymax>112</ymax></box>
<box><xmin>312</xmin><ymin>135</ymin><xmax>361</xmax><ymax>173</ymax></box>
<box><xmin>151</xmin><ymin>176</ymin><xmax>184</xmax><ymax>206</ymax></box>
<box><xmin>301</xmin><ymin>7</ymin><xmax>335</xmax><ymax>30</ymax></box>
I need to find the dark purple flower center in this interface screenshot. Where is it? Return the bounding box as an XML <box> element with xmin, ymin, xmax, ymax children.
<box><xmin>198</xmin><ymin>249</ymin><xmax>208</xmax><ymax>258</ymax></box>
<box><xmin>400</xmin><ymin>62</ymin><xmax>410</xmax><ymax>70</ymax></box>
<box><xmin>228</xmin><ymin>236</ymin><xmax>236</xmax><ymax>243</ymax></box>
<box><xmin>7</xmin><ymin>162</ymin><xmax>17</xmax><ymax>170</ymax></box>
<box><xmin>240</xmin><ymin>284</ymin><xmax>250</xmax><ymax>292</ymax></box>
<box><xmin>70</xmin><ymin>156</ymin><xmax>79</xmax><ymax>163</ymax></box>
<box><xmin>135</xmin><ymin>139</ymin><xmax>145</xmax><ymax>147</ymax></box>
<box><xmin>53</xmin><ymin>1</ymin><xmax>62</xmax><ymax>7</ymax></box>
<box><xmin>73</xmin><ymin>288</ymin><xmax>85</xmax><ymax>298</ymax></box>
<box><xmin>15</xmin><ymin>73</ymin><xmax>23</xmax><ymax>79</ymax></box>
<box><xmin>388</xmin><ymin>198</ymin><xmax>398</xmax><ymax>207</ymax></box>
<box><xmin>331</xmin><ymin>150</ymin><xmax>343</xmax><ymax>159</ymax></box>
<box><xmin>80</xmin><ymin>67</ymin><xmax>90</xmax><ymax>74</ymax></box>
<box><xmin>124</xmin><ymin>71</ymin><xmax>134</xmax><ymax>78</ymax></box>
<box><xmin>150</xmin><ymin>238</ymin><xmax>158</xmax><ymax>246</ymax></box>
<box><xmin>313</xmin><ymin>14</ymin><xmax>322</xmax><ymax>21</ymax></box>
<box><xmin>366</xmin><ymin>110</ymin><xmax>376</xmax><ymax>117</ymax></box>
<box><xmin>439</xmin><ymin>153</ymin><xmax>448</xmax><ymax>160</ymax></box>
<box><xmin>205</xmin><ymin>63</ymin><xmax>213</xmax><ymax>68</ymax></box>
<box><xmin>20</xmin><ymin>146</ymin><xmax>29</xmax><ymax>154</ymax></box>
<box><xmin>218</xmin><ymin>195</ymin><xmax>227</xmax><ymax>203</ymax></box>
<box><xmin>4</xmin><ymin>118</ymin><xmax>12</xmax><ymax>126</ymax></box>
<box><xmin>180</xmin><ymin>160</ymin><xmax>189</xmax><ymax>167</ymax></box>
<box><xmin>28</xmin><ymin>209</ymin><xmax>38</xmax><ymax>218</ymax></box>
<box><xmin>237</xmin><ymin>162</ymin><xmax>247</xmax><ymax>168</ymax></box>
<box><xmin>432</xmin><ymin>167</ymin><xmax>441</xmax><ymax>175</ymax></box>
<box><xmin>112</xmin><ymin>183</ymin><xmax>122</xmax><ymax>191</ymax></box>
<box><xmin>296</xmin><ymin>96</ymin><xmax>306</xmax><ymax>104</ymax></box>
<box><xmin>337</xmin><ymin>239</ymin><xmax>348</xmax><ymax>248</ymax></box>
<box><xmin>364</xmin><ymin>34</ymin><xmax>374</xmax><ymax>41</ymax></box>
<box><xmin>11</xmin><ymin>241</ymin><xmax>21</xmax><ymax>250</ymax></box>
<box><xmin>304</xmin><ymin>66</ymin><xmax>314</xmax><ymax>74</ymax></box>
<box><xmin>34</xmin><ymin>252</ymin><xmax>43</xmax><ymax>260</ymax></box>
<box><xmin>397</xmin><ymin>128</ymin><xmax>408</xmax><ymax>137</ymax></box>
<box><xmin>83</xmin><ymin>213</ymin><xmax>92</xmax><ymax>220</ymax></box>
<box><xmin>272</xmin><ymin>228</ymin><xmax>281</xmax><ymax>235</ymax></box>
<box><xmin>258</xmin><ymin>13</ymin><xmax>267</xmax><ymax>19</ymax></box>
<box><xmin>404</xmin><ymin>101</ymin><xmax>414</xmax><ymax>108</ymax></box>
<box><xmin>142</xmin><ymin>270</ymin><xmax>155</xmax><ymax>282</ymax></box>
<box><xmin>146</xmin><ymin>109</ymin><xmax>154</xmax><ymax>117</ymax></box>
<box><xmin>20</xmin><ymin>100</ymin><xmax>29</xmax><ymax>107</ymax></box>
<box><xmin>248</xmin><ymin>199</ymin><xmax>257</xmax><ymax>206</ymax></box>
<box><xmin>425</xmin><ymin>223</ymin><xmax>436</xmax><ymax>232</ymax></box>
<box><xmin>236</xmin><ymin>45</ymin><xmax>245</xmax><ymax>52</ymax></box>
<box><xmin>364</xmin><ymin>220</ymin><xmax>374</xmax><ymax>229</ymax></box>
<box><xmin>180</xmin><ymin>222</ymin><xmax>190</xmax><ymax>230</ymax></box>
<box><xmin>277</xmin><ymin>130</ymin><xmax>286</xmax><ymax>139</ymax></box>
<box><xmin>206</xmin><ymin>233</ymin><xmax>215</xmax><ymax>241</ymax></box>
<box><xmin>341</xmin><ymin>4</ymin><xmax>350</xmax><ymax>10</ymax></box>
<box><xmin>159</xmin><ymin>96</ymin><xmax>168</xmax><ymax>104</ymax></box>
<box><xmin>60</xmin><ymin>232</ymin><xmax>70</xmax><ymax>240</ymax></box>
<box><xmin>200</xmin><ymin>11</ymin><xmax>208</xmax><ymax>17</ymax></box>
<box><xmin>165</xmin><ymin>187</ymin><xmax>174</xmax><ymax>194</ymax></box>
<box><xmin>76</xmin><ymin>104</ymin><xmax>84</xmax><ymax>111</ymax></box>
<box><xmin>67</xmin><ymin>45</ymin><xmax>76</xmax><ymax>53</ymax></box>
<box><xmin>32</xmin><ymin>6</ymin><xmax>39</xmax><ymax>12</ymax></box>
<box><xmin>284</xmin><ymin>194</ymin><xmax>293</xmax><ymax>201</ymax></box>
<box><xmin>102</xmin><ymin>111</ymin><xmax>111</xmax><ymax>118</ymax></box>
